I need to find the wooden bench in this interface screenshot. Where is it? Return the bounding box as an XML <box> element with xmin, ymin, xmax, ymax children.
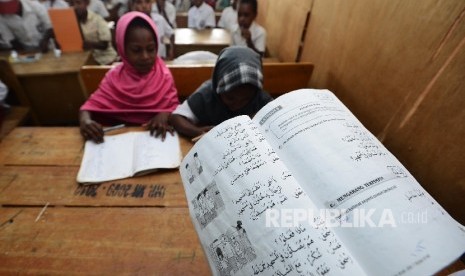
<box><xmin>80</xmin><ymin>62</ymin><xmax>314</xmax><ymax>100</ymax></box>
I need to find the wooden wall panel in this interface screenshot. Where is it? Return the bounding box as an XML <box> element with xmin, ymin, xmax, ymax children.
<box><xmin>302</xmin><ymin>0</ymin><xmax>465</xmax><ymax>133</ymax></box>
<box><xmin>257</xmin><ymin>0</ymin><xmax>312</xmax><ymax>61</ymax></box>
<box><xmin>296</xmin><ymin>0</ymin><xmax>465</xmax><ymax>223</ymax></box>
<box><xmin>382</xmin><ymin>45</ymin><xmax>465</xmax><ymax>224</ymax></box>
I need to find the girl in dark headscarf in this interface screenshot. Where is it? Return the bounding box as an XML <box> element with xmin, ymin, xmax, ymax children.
<box><xmin>170</xmin><ymin>46</ymin><xmax>272</xmax><ymax>138</ymax></box>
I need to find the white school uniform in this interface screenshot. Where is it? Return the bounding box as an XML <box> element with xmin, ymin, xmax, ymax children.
<box><xmin>231</xmin><ymin>21</ymin><xmax>266</xmax><ymax>53</ymax></box>
<box><xmin>40</xmin><ymin>0</ymin><xmax>69</xmax><ymax>9</ymax></box>
<box><xmin>187</xmin><ymin>2</ymin><xmax>215</xmax><ymax>30</ymax></box>
<box><xmin>0</xmin><ymin>0</ymin><xmax>52</xmax><ymax>49</ymax></box>
<box><xmin>172</xmin><ymin>100</ymin><xmax>199</xmax><ymax>124</ymax></box>
<box><xmin>151</xmin><ymin>1</ymin><xmax>176</xmax><ymax>28</ymax></box>
<box><xmin>0</xmin><ymin>19</ymin><xmax>15</xmax><ymax>48</ymax></box>
<box><xmin>217</xmin><ymin>6</ymin><xmax>236</xmax><ymax>31</ymax></box>
<box><xmin>175</xmin><ymin>0</ymin><xmax>190</xmax><ymax>12</ymax></box>
<box><xmin>88</xmin><ymin>0</ymin><xmax>109</xmax><ymax>19</ymax></box>
<box><xmin>151</xmin><ymin>12</ymin><xmax>174</xmax><ymax>59</ymax></box>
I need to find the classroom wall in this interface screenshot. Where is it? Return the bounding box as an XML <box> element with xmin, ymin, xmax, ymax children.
<box><xmin>257</xmin><ymin>0</ymin><xmax>312</xmax><ymax>61</ymax></box>
<box><xmin>260</xmin><ymin>0</ymin><xmax>465</xmax><ymax>224</ymax></box>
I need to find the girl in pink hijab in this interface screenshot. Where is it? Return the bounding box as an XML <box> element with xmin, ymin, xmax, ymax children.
<box><xmin>79</xmin><ymin>11</ymin><xmax>179</xmax><ymax>143</ymax></box>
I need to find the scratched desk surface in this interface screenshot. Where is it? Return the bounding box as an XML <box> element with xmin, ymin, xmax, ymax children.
<box><xmin>0</xmin><ymin>127</ymin><xmax>211</xmax><ymax>275</ymax></box>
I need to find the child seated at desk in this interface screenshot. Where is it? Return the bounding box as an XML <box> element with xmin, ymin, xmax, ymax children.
<box><xmin>188</xmin><ymin>0</ymin><xmax>215</xmax><ymax>30</ymax></box>
<box><xmin>0</xmin><ymin>0</ymin><xmax>54</xmax><ymax>52</ymax></box>
<box><xmin>169</xmin><ymin>46</ymin><xmax>272</xmax><ymax>139</ymax></box>
<box><xmin>230</xmin><ymin>0</ymin><xmax>266</xmax><ymax>56</ymax></box>
<box><xmin>79</xmin><ymin>11</ymin><xmax>179</xmax><ymax>143</ymax></box>
<box><xmin>129</xmin><ymin>0</ymin><xmax>175</xmax><ymax>60</ymax></box>
<box><xmin>71</xmin><ymin>0</ymin><xmax>117</xmax><ymax>65</ymax></box>
<box><xmin>152</xmin><ymin>0</ymin><xmax>176</xmax><ymax>28</ymax></box>
<box><xmin>217</xmin><ymin>0</ymin><xmax>237</xmax><ymax>32</ymax></box>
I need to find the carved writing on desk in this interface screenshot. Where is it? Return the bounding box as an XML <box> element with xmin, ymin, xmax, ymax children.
<box><xmin>74</xmin><ymin>183</ymin><xmax>166</xmax><ymax>199</ymax></box>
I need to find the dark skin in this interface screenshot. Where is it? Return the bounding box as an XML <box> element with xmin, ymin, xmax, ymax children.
<box><xmin>237</xmin><ymin>3</ymin><xmax>262</xmax><ymax>56</ymax></box>
<box><xmin>191</xmin><ymin>0</ymin><xmax>213</xmax><ymax>29</ymax></box>
<box><xmin>71</xmin><ymin>0</ymin><xmax>109</xmax><ymax>51</ymax></box>
<box><xmin>169</xmin><ymin>84</ymin><xmax>257</xmax><ymax>139</ymax></box>
<box><xmin>80</xmin><ymin>26</ymin><xmax>174</xmax><ymax>143</ymax></box>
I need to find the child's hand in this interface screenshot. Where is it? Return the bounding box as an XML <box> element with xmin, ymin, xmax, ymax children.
<box><xmin>240</xmin><ymin>27</ymin><xmax>252</xmax><ymax>42</ymax></box>
<box><xmin>80</xmin><ymin>119</ymin><xmax>104</xmax><ymax>143</ymax></box>
<box><xmin>200</xmin><ymin>126</ymin><xmax>214</xmax><ymax>133</ymax></box>
<box><xmin>145</xmin><ymin>112</ymin><xmax>174</xmax><ymax>141</ymax></box>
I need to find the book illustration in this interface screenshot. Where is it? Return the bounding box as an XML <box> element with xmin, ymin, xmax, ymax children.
<box><xmin>192</xmin><ymin>181</ymin><xmax>225</xmax><ymax>228</ymax></box>
<box><xmin>185</xmin><ymin>163</ymin><xmax>195</xmax><ymax>184</ymax></box>
<box><xmin>209</xmin><ymin>221</ymin><xmax>257</xmax><ymax>276</ymax></box>
<box><xmin>194</xmin><ymin>152</ymin><xmax>203</xmax><ymax>175</ymax></box>
<box><xmin>184</xmin><ymin>151</ymin><xmax>204</xmax><ymax>184</ymax></box>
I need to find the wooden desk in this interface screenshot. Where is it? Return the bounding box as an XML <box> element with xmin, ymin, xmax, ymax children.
<box><xmin>173</xmin><ymin>28</ymin><xmax>231</xmax><ymax>56</ymax></box>
<box><xmin>165</xmin><ymin>57</ymin><xmax>281</xmax><ymax>66</ymax></box>
<box><xmin>9</xmin><ymin>52</ymin><xmax>90</xmax><ymax>125</ymax></box>
<box><xmin>0</xmin><ymin>127</ymin><xmax>210</xmax><ymax>274</ymax></box>
<box><xmin>0</xmin><ymin>128</ymin><xmax>463</xmax><ymax>274</ymax></box>
<box><xmin>175</xmin><ymin>12</ymin><xmax>222</xmax><ymax>28</ymax></box>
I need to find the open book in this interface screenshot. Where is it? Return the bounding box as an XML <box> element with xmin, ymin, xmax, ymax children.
<box><xmin>77</xmin><ymin>131</ymin><xmax>181</xmax><ymax>184</ymax></box>
<box><xmin>179</xmin><ymin>89</ymin><xmax>465</xmax><ymax>276</ymax></box>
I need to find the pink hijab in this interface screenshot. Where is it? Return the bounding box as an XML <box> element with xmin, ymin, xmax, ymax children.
<box><xmin>80</xmin><ymin>11</ymin><xmax>179</xmax><ymax>125</ymax></box>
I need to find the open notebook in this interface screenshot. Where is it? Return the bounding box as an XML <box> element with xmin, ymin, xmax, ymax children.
<box><xmin>77</xmin><ymin>131</ymin><xmax>182</xmax><ymax>184</ymax></box>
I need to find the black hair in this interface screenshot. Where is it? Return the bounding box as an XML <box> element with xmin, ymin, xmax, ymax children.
<box><xmin>239</xmin><ymin>0</ymin><xmax>257</xmax><ymax>14</ymax></box>
<box><xmin>125</xmin><ymin>16</ymin><xmax>157</xmax><ymax>46</ymax></box>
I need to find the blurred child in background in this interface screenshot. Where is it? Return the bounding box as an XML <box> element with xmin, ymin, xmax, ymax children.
<box><xmin>230</xmin><ymin>0</ymin><xmax>266</xmax><ymax>56</ymax></box>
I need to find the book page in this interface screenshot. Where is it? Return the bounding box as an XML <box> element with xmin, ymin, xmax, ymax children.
<box><xmin>253</xmin><ymin>89</ymin><xmax>465</xmax><ymax>275</ymax></box>
<box><xmin>77</xmin><ymin>132</ymin><xmax>136</xmax><ymax>183</ymax></box>
<box><xmin>180</xmin><ymin>116</ymin><xmax>366</xmax><ymax>276</ymax></box>
<box><xmin>132</xmin><ymin>131</ymin><xmax>182</xmax><ymax>174</ymax></box>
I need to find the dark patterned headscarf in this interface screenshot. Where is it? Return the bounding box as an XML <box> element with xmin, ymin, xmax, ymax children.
<box><xmin>187</xmin><ymin>46</ymin><xmax>272</xmax><ymax>125</ymax></box>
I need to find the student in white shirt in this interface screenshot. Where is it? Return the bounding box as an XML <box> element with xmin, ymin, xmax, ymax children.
<box><xmin>71</xmin><ymin>0</ymin><xmax>117</xmax><ymax>65</ymax></box>
<box><xmin>187</xmin><ymin>0</ymin><xmax>215</xmax><ymax>30</ymax></box>
<box><xmin>174</xmin><ymin>0</ymin><xmax>190</xmax><ymax>12</ymax></box>
<box><xmin>39</xmin><ymin>0</ymin><xmax>69</xmax><ymax>9</ymax></box>
<box><xmin>0</xmin><ymin>18</ymin><xmax>15</xmax><ymax>49</ymax></box>
<box><xmin>230</xmin><ymin>0</ymin><xmax>265</xmax><ymax>56</ymax></box>
<box><xmin>88</xmin><ymin>0</ymin><xmax>110</xmax><ymax>19</ymax></box>
<box><xmin>130</xmin><ymin>0</ymin><xmax>175</xmax><ymax>60</ymax></box>
<box><xmin>215</xmin><ymin>0</ymin><xmax>229</xmax><ymax>11</ymax></box>
<box><xmin>152</xmin><ymin>0</ymin><xmax>176</xmax><ymax>28</ymax></box>
<box><xmin>0</xmin><ymin>0</ymin><xmax>54</xmax><ymax>52</ymax></box>
<box><xmin>151</xmin><ymin>12</ymin><xmax>174</xmax><ymax>59</ymax></box>
<box><xmin>217</xmin><ymin>0</ymin><xmax>236</xmax><ymax>31</ymax></box>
